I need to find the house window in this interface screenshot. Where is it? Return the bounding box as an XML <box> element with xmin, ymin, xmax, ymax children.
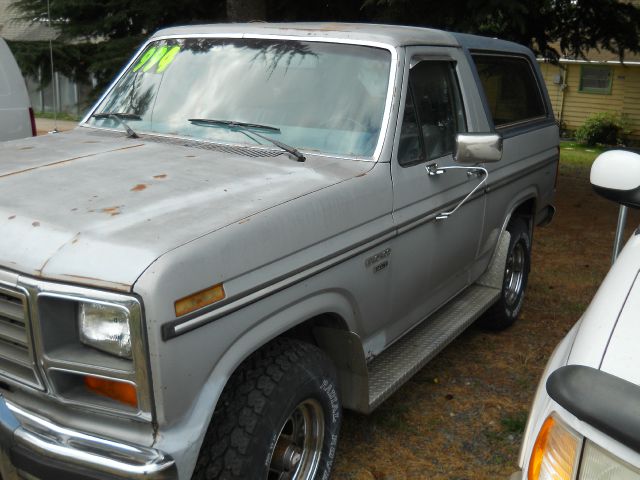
<box><xmin>579</xmin><ymin>65</ymin><xmax>612</xmax><ymax>94</ymax></box>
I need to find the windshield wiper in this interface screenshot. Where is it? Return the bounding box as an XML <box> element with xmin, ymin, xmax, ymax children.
<box><xmin>188</xmin><ymin>118</ymin><xmax>306</xmax><ymax>162</ymax></box>
<box><xmin>91</xmin><ymin>112</ymin><xmax>141</xmax><ymax>139</ymax></box>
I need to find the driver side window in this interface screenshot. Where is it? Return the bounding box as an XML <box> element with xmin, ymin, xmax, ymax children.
<box><xmin>398</xmin><ymin>61</ymin><xmax>467</xmax><ymax>166</ymax></box>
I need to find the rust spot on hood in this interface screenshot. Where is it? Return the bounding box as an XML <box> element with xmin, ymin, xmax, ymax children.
<box><xmin>19</xmin><ymin>146</ymin><xmax>34</xmax><ymax>150</ymax></box>
<box><xmin>153</xmin><ymin>174</ymin><xmax>167</xmax><ymax>179</ymax></box>
<box><xmin>131</xmin><ymin>184</ymin><xmax>147</xmax><ymax>192</ymax></box>
<box><xmin>102</xmin><ymin>206</ymin><xmax>122</xmax><ymax>216</ymax></box>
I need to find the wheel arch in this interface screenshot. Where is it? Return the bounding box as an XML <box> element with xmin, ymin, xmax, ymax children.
<box><xmin>167</xmin><ymin>292</ymin><xmax>368</xmax><ymax>478</ymax></box>
<box><xmin>501</xmin><ymin>191</ymin><xmax>537</xmax><ymax>237</ymax></box>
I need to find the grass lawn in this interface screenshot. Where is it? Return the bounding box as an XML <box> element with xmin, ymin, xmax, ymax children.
<box><xmin>560</xmin><ymin>141</ymin><xmax>606</xmax><ymax>167</ymax></box>
<box><xmin>35</xmin><ymin>111</ymin><xmax>81</xmax><ymax>122</ymax></box>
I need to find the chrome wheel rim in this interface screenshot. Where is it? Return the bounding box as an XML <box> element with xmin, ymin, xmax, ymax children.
<box><xmin>504</xmin><ymin>241</ymin><xmax>526</xmax><ymax>307</ymax></box>
<box><xmin>268</xmin><ymin>399</ymin><xmax>325</xmax><ymax>480</ymax></box>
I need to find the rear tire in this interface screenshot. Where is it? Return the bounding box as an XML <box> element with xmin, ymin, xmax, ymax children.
<box><xmin>193</xmin><ymin>338</ymin><xmax>341</xmax><ymax>480</ymax></box>
<box><xmin>479</xmin><ymin>218</ymin><xmax>531</xmax><ymax>330</ymax></box>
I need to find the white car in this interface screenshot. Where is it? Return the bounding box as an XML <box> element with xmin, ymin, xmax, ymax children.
<box><xmin>513</xmin><ymin>149</ymin><xmax>640</xmax><ymax>479</ymax></box>
<box><xmin>0</xmin><ymin>37</ymin><xmax>36</xmax><ymax>141</ymax></box>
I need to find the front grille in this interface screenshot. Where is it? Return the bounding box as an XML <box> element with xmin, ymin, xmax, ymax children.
<box><xmin>0</xmin><ymin>287</ymin><xmax>42</xmax><ymax>389</ymax></box>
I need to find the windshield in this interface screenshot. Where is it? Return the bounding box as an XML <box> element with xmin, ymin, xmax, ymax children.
<box><xmin>86</xmin><ymin>38</ymin><xmax>392</xmax><ymax>158</ymax></box>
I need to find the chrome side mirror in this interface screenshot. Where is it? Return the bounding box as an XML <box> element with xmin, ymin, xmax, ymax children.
<box><xmin>591</xmin><ymin>150</ymin><xmax>640</xmax><ymax>209</ymax></box>
<box><xmin>454</xmin><ymin>133</ymin><xmax>503</xmax><ymax>164</ymax></box>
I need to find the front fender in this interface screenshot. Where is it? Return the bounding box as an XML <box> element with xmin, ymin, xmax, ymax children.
<box><xmin>150</xmin><ymin>289</ymin><xmax>360</xmax><ymax>478</ymax></box>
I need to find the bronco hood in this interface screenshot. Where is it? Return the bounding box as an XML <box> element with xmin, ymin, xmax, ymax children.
<box><xmin>0</xmin><ymin>128</ymin><xmax>371</xmax><ymax>291</ymax></box>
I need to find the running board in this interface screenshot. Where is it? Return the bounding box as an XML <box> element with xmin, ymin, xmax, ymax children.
<box><xmin>365</xmin><ymin>231</ymin><xmax>510</xmax><ymax>412</ymax></box>
<box><xmin>366</xmin><ymin>284</ymin><xmax>500</xmax><ymax>412</ymax></box>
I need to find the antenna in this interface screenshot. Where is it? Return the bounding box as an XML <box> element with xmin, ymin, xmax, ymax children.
<box><xmin>46</xmin><ymin>0</ymin><xmax>59</xmax><ymax>133</ymax></box>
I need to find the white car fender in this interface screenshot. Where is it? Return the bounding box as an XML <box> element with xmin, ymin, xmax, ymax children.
<box><xmin>518</xmin><ymin>320</ymin><xmax>581</xmax><ymax>468</ymax></box>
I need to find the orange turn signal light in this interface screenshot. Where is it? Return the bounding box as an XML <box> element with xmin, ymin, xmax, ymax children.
<box><xmin>529</xmin><ymin>416</ymin><xmax>555</xmax><ymax>479</ymax></box>
<box><xmin>528</xmin><ymin>415</ymin><xmax>578</xmax><ymax>480</ymax></box>
<box><xmin>174</xmin><ymin>283</ymin><xmax>225</xmax><ymax>317</ymax></box>
<box><xmin>85</xmin><ymin>376</ymin><xmax>138</xmax><ymax>407</ymax></box>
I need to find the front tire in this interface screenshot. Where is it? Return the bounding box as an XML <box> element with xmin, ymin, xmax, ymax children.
<box><xmin>193</xmin><ymin>338</ymin><xmax>341</xmax><ymax>480</ymax></box>
<box><xmin>479</xmin><ymin>218</ymin><xmax>531</xmax><ymax>330</ymax></box>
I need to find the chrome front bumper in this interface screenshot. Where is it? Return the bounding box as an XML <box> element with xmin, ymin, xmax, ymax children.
<box><xmin>0</xmin><ymin>397</ymin><xmax>177</xmax><ymax>479</ymax></box>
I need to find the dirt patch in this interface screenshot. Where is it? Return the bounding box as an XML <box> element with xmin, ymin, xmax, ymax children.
<box><xmin>331</xmin><ymin>157</ymin><xmax>640</xmax><ymax>479</ymax></box>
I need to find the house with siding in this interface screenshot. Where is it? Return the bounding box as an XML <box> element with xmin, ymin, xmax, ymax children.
<box><xmin>537</xmin><ymin>0</ymin><xmax>640</xmax><ymax>142</ymax></box>
<box><xmin>538</xmin><ymin>50</ymin><xmax>640</xmax><ymax>141</ymax></box>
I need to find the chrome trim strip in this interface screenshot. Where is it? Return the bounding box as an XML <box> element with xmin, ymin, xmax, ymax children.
<box><xmin>546</xmin><ymin>57</ymin><xmax>640</xmax><ymax>66</ymax></box>
<box><xmin>6</xmin><ymin>401</ymin><xmax>176</xmax><ymax>479</ymax></box>
<box><xmin>81</xmin><ymin>33</ymin><xmax>399</xmax><ymax>163</ymax></box>
<box><xmin>163</xmin><ymin>227</ymin><xmax>397</xmax><ymax>339</ymax></box>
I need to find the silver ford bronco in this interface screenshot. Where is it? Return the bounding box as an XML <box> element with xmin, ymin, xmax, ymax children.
<box><xmin>0</xmin><ymin>23</ymin><xmax>557</xmax><ymax>479</ymax></box>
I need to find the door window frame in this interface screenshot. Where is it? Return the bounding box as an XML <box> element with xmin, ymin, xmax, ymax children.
<box><xmin>396</xmin><ymin>57</ymin><xmax>468</xmax><ymax>168</ymax></box>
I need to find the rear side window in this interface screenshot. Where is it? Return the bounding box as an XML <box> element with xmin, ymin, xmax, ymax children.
<box><xmin>472</xmin><ymin>54</ymin><xmax>546</xmax><ymax>128</ymax></box>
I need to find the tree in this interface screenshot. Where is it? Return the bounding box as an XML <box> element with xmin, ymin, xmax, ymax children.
<box><xmin>227</xmin><ymin>0</ymin><xmax>266</xmax><ymax>21</ymax></box>
<box><xmin>360</xmin><ymin>0</ymin><xmax>640</xmax><ymax>61</ymax></box>
<box><xmin>8</xmin><ymin>0</ymin><xmax>225</xmax><ymax>93</ymax></box>
<box><xmin>9</xmin><ymin>0</ymin><xmax>640</xmax><ymax>97</ymax></box>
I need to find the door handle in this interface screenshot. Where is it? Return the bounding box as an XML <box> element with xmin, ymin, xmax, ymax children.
<box><xmin>426</xmin><ymin>163</ymin><xmax>445</xmax><ymax>176</ymax></box>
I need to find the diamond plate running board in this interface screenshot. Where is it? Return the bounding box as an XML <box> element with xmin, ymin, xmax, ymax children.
<box><xmin>366</xmin><ymin>284</ymin><xmax>500</xmax><ymax>412</ymax></box>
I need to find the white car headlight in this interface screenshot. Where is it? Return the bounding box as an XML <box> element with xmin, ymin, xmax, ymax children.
<box><xmin>579</xmin><ymin>440</ymin><xmax>640</xmax><ymax>479</ymax></box>
<box><xmin>79</xmin><ymin>302</ymin><xmax>132</xmax><ymax>359</ymax></box>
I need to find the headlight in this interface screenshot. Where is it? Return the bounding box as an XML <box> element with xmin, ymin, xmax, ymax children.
<box><xmin>33</xmin><ymin>286</ymin><xmax>149</xmax><ymax>418</ymax></box>
<box><xmin>579</xmin><ymin>440</ymin><xmax>640</xmax><ymax>479</ymax></box>
<box><xmin>79</xmin><ymin>302</ymin><xmax>132</xmax><ymax>359</ymax></box>
<box><xmin>528</xmin><ymin>416</ymin><xmax>640</xmax><ymax>480</ymax></box>
<box><xmin>528</xmin><ymin>415</ymin><xmax>580</xmax><ymax>480</ymax></box>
